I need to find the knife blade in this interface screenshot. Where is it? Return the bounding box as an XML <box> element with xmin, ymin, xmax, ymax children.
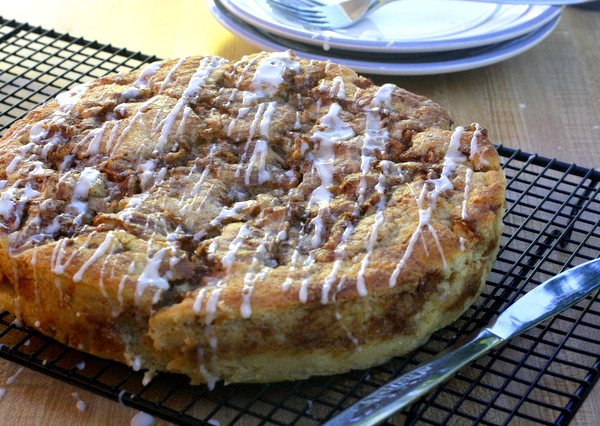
<box><xmin>324</xmin><ymin>257</ymin><xmax>600</xmax><ymax>426</ymax></box>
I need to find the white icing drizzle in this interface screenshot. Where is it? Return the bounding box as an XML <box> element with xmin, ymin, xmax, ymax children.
<box><xmin>224</xmin><ymin>87</ymin><xmax>239</xmax><ymax>109</ymax></box>
<box><xmin>331</xmin><ymin>76</ymin><xmax>346</xmax><ymax>99</ymax></box>
<box><xmin>461</xmin><ymin>168</ymin><xmax>473</xmax><ymax>221</ymax></box>
<box><xmin>282</xmin><ymin>273</ymin><xmax>294</xmax><ymax>292</ymax></box>
<box><xmin>130</xmin><ymin>411</ymin><xmax>155</xmax><ymax>426</ymax></box>
<box><xmin>227</xmin><ymin>104</ymin><xmax>251</xmax><ymax>138</ymax></box>
<box><xmin>308</xmin><ymin>208</ymin><xmax>328</xmax><ymax>249</ymax></box>
<box><xmin>469</xmin><ymin>123</ymin><xmax>489</xmax><ymax>164</ymax></box>
<box><xmin>299</xmin><ymin>277</ymin><xmax>311</xmax><ymax>303</ymax></box>
<box><xmin>193</xmin><ymin>277</ymin><xmax>226</xmax><ymax>386</ymax></box>
<box><xmin>6</xmin><ymin>367</ymin><xmax>24</xmax><ymax>385</ymax></box>
<box><xmin>428</xmin><ymin>126</ymin><xmax>466</xmax><ymax>208</ymax></box>
<box><xmin>321</xmin><ymin>223</ymin><xmax>354</xmax><ymax>304</ymax></box>
<box><xmin>4</xmin><ymin>83</ymin><xmax>90</xmax><ymax>176</ymax></box>
<box><xmin>389</xmin><ymin>126</ymin><xmax>467</xmax><ymax>286</ymax></box>
<box><xmin>73</xmin><ymin>232</ymin><xmax>115</xmax><ymax>282</ymax></box>
<box><xmin>239</xmin><ymin>204</ymin><xmax>287</xmax><ymax>317</ymax></box>
<box><xmin>71</xmin><ymin>392</ymin><xmax>88</xmax><ymax>412</ymax></box>
<box><xmin>245</xmin><ymin>139</ymin><xmax>270</xmax><ymax>185</ymax></box>
<box><xmin>319</xmin><ymin>76</ymin><xmax>346</xmax><ymax>100</ymax></box>
<box><xmin>234</xmin><ymin>52</ymin><xmax>266</xmax><ymax>89</ymax></box>
<box><xmin>221</xmin><ymin>224</ymin><xmax>251</xmax><ymax>271</ymax></box>
<box><xmin>194</xmin><ymin>200</ymin><xmax>257</xmax><ymax>241</ymax></box>
<box><xmin>149</xmin><ymin>97</ymin><xmax>172</xmax><ymax>130</ymax></box>
<box><xmin>0</xmin><ymin>184</ymin><xmax>18</xmax><ymax>222</ymax></box>
<box><xmin>104</xmin><ymin>119</ymin><xmax>121</xmax><ymax>153</ymax></box>
<box><xmin>131</xmin><ymin>355</ymin><xmax>142</xmax><ymax>371</ymax></box>
<box><xmin>0</xmin><ymin>51</ymin><xmax>487</xmax><ymax>384</ymax></box>
<box><xmin>193</xmin><ymin>287</ymin><xmax>207</xmax><ymax>313</ymax></box>
<box><xmin>135</xmin><ymin>247</ymin><xmax>171</xmax><ymax>304</ymax></box>
<box><xmin>110</xmin><ymin>97</ymin><xmax>159</xmax><ymax>155</ymax></box>
<box><xmin>54</xmin><ymin>278</ymin><xmax>64</xmax><ymax>302</ymax></box>
<box><xmin>244</xmin><ymin>101</ymin><xmax>276</xmax><ymax>185</ymax></box>
<box><xmin>355</xmin><ymin>85</ymin><xmax>393</xmax><ymax>211</ymax></box>
<box><xmin>198</xmin><ymin>362</ymin><xmax>219</xmax><ymax>391</ymax></box>
<box><xmin>250</xmin><ymin>51</ymin><xmax>300</xmax><ymax>97</ymax></box>
<box><xmin>371</xmin><ymin>83</ymin><xmax>395</xmax><ymax>109</ymax></box>
<box><xmin>142</xmin><ymin>370</ymin><xmax>155</xmax><ymax>386</ymax></box>
<box><xmin>0</xmin><ymin>365</ymin><xmax>18</xmax><ymax>398</ymax></box>
<box><xmin>159</xmin><ymin>56</ymin><xmax>188</xmax><ymax>93</ymax></box>
<box><xmin>117</xmin><ymin>193</ymin><xmax>150</xmax><ymax>223</ymax></box>
<box><xmin>70</xmin><ymin>167</ymin><xmax>101</xmax><ymax>224</ymax></box>
<box><xmin>29</xmin><ymin>123</ymin><xmax>48</xmax><ymax>142</ymax></box>
<box><xmin>388</xmin><ymin>185</ymin><xmax>429</xmax><ymax>287</ymax></box>
<box><xmin>241</xmin><ymin>92</ymin><xmax>262</xmax><ymax>106</ymax></box>
<box><xmin>122</xmin><ymin>61</ymin><xmax>164</xmax><ymax>100</ymax></box>
<box><xmin>51</xmin><ymin>232</ymin><xmax>96</xmax><ymax>275</ymax></box>
<box><xmin>121</xmin><ymin>87</ymin><xmax>141</xmax><ymax>100</ymax></box>
<box><xmin>133</xmin><ymin>61</ymin><xmax>164</xmax><ymax>89</ymax></box>
<box><xmin>175</xmin><ymin>105</ymin><xmax>194</xmax><ymax>140</ymax></box>
<box><xmin>205</xmin><ymin>288</ymin><xmax>223</xmax><ymax>346</ymax></box>
<box><xmin>117</xmin><ymin>262</ymin><xmax>137</xmax><ymax>311</ymax></box>
<box><xmin>308</xmin><ymin>103</ymin><xmax>354</xmax><ymax>242</ymax></box>
<box><xmin>240</xmin><ymin>242</ymin><xmax>271</xmax><ymax>318</ymax></box>
<box><xmin>356</xmin><ymin>163</ymin><xmax>389</xmax><ymax>296</ymax></box>
<box><xmin>333</xmin><ymin>277</ymin><xmax>361</xmax><ymax>347</ymax></box>
<box><xmin>339</xmin><ymin>84</ymin><xmax>394</xmax><ymax>297</ymax></box>
<box><xmin>155</xmin><ymin>56</ymin><xmax>226</xmax><ymax>152</ymax></box>
<box><xmin>286</xmin><ymin>102</ymin><xmax>356</xmax><ymax>302</ymax></box>
<box><xmin>55</xmin><ymin>83</ymin><xmax>90</xmax><ymax>113</ymax></box>
<box><xmin>177</xmin><ymin>145</ymin><xmax>217</xmax><ymax>216</ymax></box>
<box><xmin>137</xmin><ymin>159</ymin><xmax>157</xmax><ymax>190</ymax></box>
<box><xmin>259</xmin><ymin>101</ymin><xmax>275</xmax><ymax>139</ymax></box>
<box><xmin>235</xmin><ymin>102</ymin><xmax>267</xmax><ymax>179</ymax></box>
<box><xmin>6</xmin><ymin>142</ymin><xmax>36</xmax><ymax>175</ymax></box>
<box><xmin>80</xmin><ymin>123</ymin><xmax>108</xmax><ymax>155</ymax></box>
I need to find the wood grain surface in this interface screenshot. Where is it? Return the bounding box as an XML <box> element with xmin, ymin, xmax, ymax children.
<box><xmin>0</xmin><ymin>1</ymin><xmax>598</xmax><ymax>424</ymax></box>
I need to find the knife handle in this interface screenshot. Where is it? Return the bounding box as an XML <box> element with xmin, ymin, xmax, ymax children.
<box><xmin>324</xmin><ymin>328</ymin><xmax>505</xmax><ymax>426</ymax></box>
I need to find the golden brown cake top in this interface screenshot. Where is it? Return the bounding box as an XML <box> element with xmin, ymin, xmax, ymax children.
<box><xmin>0</xmin><ymin>51</ymin><xmax>503</xmax><ymax>320</ymax></box>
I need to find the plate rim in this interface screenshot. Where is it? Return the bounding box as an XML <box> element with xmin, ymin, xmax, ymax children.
<box><xmin>207</xmin><ymin>0</ymin><xmax>561</xmax><ymax>76</ymax></box>
<box><xmin>217</xmin><ymin>0</ymin><xmax>562</xmax><ymax>53</ymax></box>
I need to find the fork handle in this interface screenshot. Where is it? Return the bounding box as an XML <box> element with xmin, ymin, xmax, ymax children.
<box><xmin>323</xmin><ymin>328</ymin><xmax>504</xmax><ymax>426</ymax></box>
<box><xmin>340</xmin><ymin>0</ymin><xmax>398</xmax><ymax>20</ymax></box>
<box><xmin>366</xmin><ymin>0</ymin><xmax>399</xmax><ymax>13</ymax></box>
<box><xmin>367</xmin><ymin>0</ymin><xmax>400</xmax><ymax>13</ymax></box>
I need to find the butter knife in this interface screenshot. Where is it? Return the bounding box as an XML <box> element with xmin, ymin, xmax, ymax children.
<box><xmin>325</xmin><ymin>257</ymin><xmax>600</xmax><ymax>426</ymax></box>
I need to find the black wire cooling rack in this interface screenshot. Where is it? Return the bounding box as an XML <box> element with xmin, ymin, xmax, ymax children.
<box><xmin>1</xmin><ymin>16</ymin><xmax>600</xmax><ymax>426</ymax></box>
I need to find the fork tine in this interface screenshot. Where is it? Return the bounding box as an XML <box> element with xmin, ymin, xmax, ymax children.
<box><xmin>267</xmin><ymin>0</ymin><xmax>356</xmax><ymax>29</ymax></box>
<box><xmin>269</xmin><ymin>0</ymin><xmax>323</xmax><ymax>8</ymax></box>
<box><xmin>266</xmin><ymin>1</ymin><xmax>326</xmax><ymax>18</ymax></box>
<box><xmin>298</xmin><ymin>0</ymin><xmax>327</xmax><ymax>5</ymax></box>
<box><xmin>266</xmin><ymin>1</ymin><xmax>315</xmax><ymax>12</ymax></box>
<box><xmin>268</xmin><ymin>8</ymin><xmax>328</xmax><ymax>25</ymax></box>
<box><xmin>268</xmin><ymin>4</ymin><xmax>323</xmax><ymax>18</ymax></box>
<box><xmin>268</xmin><ymin>5</ymin><xmax>329</xmax><ymax>25</ymax></box>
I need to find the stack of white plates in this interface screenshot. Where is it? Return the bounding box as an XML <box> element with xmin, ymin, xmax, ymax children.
<box><xmin>207</xmin><ymin>0</ymin><xmax>562</xmax><ymax>75</ymax></box>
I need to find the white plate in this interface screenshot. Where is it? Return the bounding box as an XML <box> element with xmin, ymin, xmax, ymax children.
<box><xmin>218</xmin><ymin>0</ymin><xmax>562</xmax><ymax>53</ymax></box>
<box><xmin>208</xmin><ymin>0</ymin><xmax>561</xmax><ymax>76</ymax></box>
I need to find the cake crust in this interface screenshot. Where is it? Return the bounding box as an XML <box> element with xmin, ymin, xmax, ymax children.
<box><xmin>0</xmin><ymin>51</ymin><xmax>504</xmax><ymax>386</ymax></box>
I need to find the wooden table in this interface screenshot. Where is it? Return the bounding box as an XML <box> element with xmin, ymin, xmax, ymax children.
<box><xmin>0</xmin><ymin>1</ymin><xmax>598</xmax><ymax>424</ymax></box>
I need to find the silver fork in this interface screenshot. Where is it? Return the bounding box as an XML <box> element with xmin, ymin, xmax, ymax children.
<box><xmin>267</xmin><ymin>0</ymin><xmax>594</xmax><ymax>29</ymax></box>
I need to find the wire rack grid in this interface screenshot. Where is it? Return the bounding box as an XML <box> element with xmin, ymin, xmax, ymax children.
<box><xmin>1</xmin><ymin>17</ymin><xmax>600</xmax><ymax>425</ymax></box>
